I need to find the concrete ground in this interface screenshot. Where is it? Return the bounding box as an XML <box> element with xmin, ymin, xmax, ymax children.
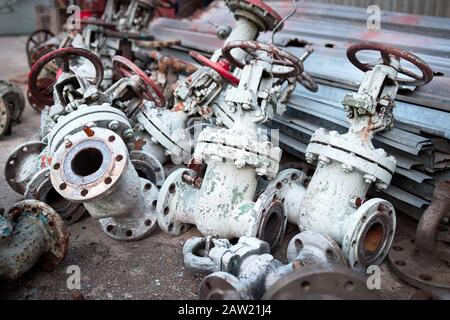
<box><xmin>0</xmin><ymin>36</ymin><xmax>418</xmax><ymax>300</ymax></box>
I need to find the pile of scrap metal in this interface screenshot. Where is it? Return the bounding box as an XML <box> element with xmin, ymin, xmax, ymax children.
<box><xmin>2</xmin><ymin>0</ymin><xmax>449</xmax><ymax>299</ymax></box>
<box><xmin>26</xmin><ymin>0</ymin><xmax>179</xmax><ymax>112</ymax></box>
<box><xmin>150</xmin><ymin>0</ymin><xmax>450</xmax><ymax>221</ymax></box>
<box><xmin>151</xmin><ymin>1</ymin><xmax>450</xmax><ymax>299</ymax></box>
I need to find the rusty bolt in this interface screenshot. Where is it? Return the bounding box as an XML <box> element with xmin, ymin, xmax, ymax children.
<box><xmin>83</xmin><ymin>126</ymin><xmax>95</xmax><ymax>137</ymax></box>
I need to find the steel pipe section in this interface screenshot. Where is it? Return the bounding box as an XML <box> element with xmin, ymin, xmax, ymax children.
<box><xmin>50</xmin><ymin>126</ymin><xmax>159</xmax><ymax>241</ymax></box>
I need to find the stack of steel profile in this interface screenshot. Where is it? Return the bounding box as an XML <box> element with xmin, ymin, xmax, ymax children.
<box><xmin>148</xmin><ymin>0</ymin><xmax>450</xmax><ymax>220</ymax></box>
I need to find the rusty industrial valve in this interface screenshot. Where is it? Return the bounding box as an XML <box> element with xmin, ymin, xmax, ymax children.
<box><xmin>5</xmin><ymin>48</ymin><xmax>106</xmax><ymax>225</ymax></box>
<box><xmin>157</xmin><ymin>38</ymin><xmax>312</xmax><ymax>250</ymax></box>
<box><xmin>0</xmin><ymin>200</ymin><xmax>69</xmax><ymax>281</ymax></box>
<box><xmin>173</xmin><ymin>0</ymin><xmax>282</xmax><ymax>118</ymax></box>
<box><xmin>298</xmin><ymin>43</ymin><xmax>434</xmax><ymax>271</ymax></box>
<box><xmin>28</xmin><ymin>47</ymin><xmax>104</xmax><ymax>107</ymax></box>
<box><xmin>183</xmin><ymin>232</ymin><xmax>347</xmax><ymax>300</ymax></box>
<box><xmin>36</xmin><ymin>52</ymin><xmax>164</xmax><ymax>240</ymax></box>
<box><xmin>0</xmin><ymin>78</ymin><xmax>25</xmax><ymax>137</ymax></box>
<box><xmin>10</xmin><ymin>48</ymin><xmax>164</xmax><ymax>239</ymax></box>
<box><xmin>388</xmin><ymin>180</ymin><xmax>450</xmax><ymax>291</ymax></box>
<box><xmin>111</xmin><ymin>55</ymin><xmax>194</xmax><ymax>168</ymax></box>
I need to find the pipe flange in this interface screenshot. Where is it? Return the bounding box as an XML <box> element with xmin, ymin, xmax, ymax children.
<box><xmin>25</xmin><ymin>168</ymin><xmax>86</xmax><ymax>225</ymax></box>
<box><xmin>195</xmin><ymin>127</ymin><xmax>281</xmax><ymax>178</ymax></box>
<box><xmin>51</xmin><ymin>128</ymin><xmax>129</xmax><ymax>203</ymax></box>
<box><xmin>6</xmin><ymin>200</ymin><xmax>69</xmax><ymax>271</ymax></box>
<box><xmin>200</xmin><ymin>271</ymin><xmax>244</xmax><ymax>300</ymax></box>
<box><xmin>48</xmin><ymin>105</ymin><xmax>132</xmax><ymax>153</ymax></box>
<box><xmin>157</xmin><ymin>168</ymin><xmax>195</xmax><ymax>236</ymax></box>
<box><xmin>225</xmin><ymin>0</ymin><xmax>282</xmax><ymax>32</ymax></box>
<box><xmin>254</xmin><ymin>187</ymin><xmax>287</xmax><ymax>251</ymax></box>
<box><xmin>0</xmin><ymin>79</ymin><xmax>25</xmax><ymax>122</ymax></box>
<box><xmin>262</xmin><ymin>264</ymin><xmax>382</xmax><ymax>300</ymax></box>
<box><xmin>342</xmin><ymin>198</ymin><xmax>396</xmax><ymax>271</ymax></box>
<box><xmin>5</xmin><ymin>141</ymin><xmax>47</xmax><ymax>195</ymax></box>
<box><xmin>130</xmin><ymin>150</ymin><xmax>165</xmax><ymax>188</ymax></box>
<box><xmin>287</xmin><ymin>231</ymin><xmax>347</xmax><ymax>266</ymax></box>
<box><xmin>308</xmin><ymin>129</ymin><xmax>397</xmax><ymax>181</ymax></box>
<box><xmin>0</xmin><ymin>98</ymin><xmax>11</xmax><ymax>136</ymax></box>
<box><xmin>99</xmin><ymin>179</ymin><xmax>159</xmax><ymax>241</ymax></box>
<box><xmin>388</xmin><ymin>239</ymin><xmax>450</xmax><ymax>291</ymax></box>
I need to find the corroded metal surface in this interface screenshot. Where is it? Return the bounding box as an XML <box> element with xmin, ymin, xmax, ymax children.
<box><xmin>388</xmin><ymin>180</ymin><xmax>450</xmax><ymax>291</ymax></box>
<box><xmin>262</xmin><ymin>264</ymin><xmax>382</xmax><ymax>300</ymax></box>
<box><xmin>0</xmin><ymin>200</ymin><xmax>69</xmax><ymax>281</ymax></box>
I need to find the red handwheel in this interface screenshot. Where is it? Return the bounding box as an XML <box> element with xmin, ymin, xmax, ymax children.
<box><xmin>28</xmin><ymin>47</ymin><xmax>104</xmax><ymax>106</ymax></box>
<box><xmin>347</xmin><ymin>42</ymin><xmax>433</xmax><ymax>86</ymax></box>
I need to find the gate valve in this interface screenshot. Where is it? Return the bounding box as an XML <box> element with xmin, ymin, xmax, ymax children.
<box><xmin>220</xmin><ymin>40</ymin><xmax>307</xmax><ymax>123</ymax></box>
<box><xmin>184</xmin><ymin>232</ymin><xmax>347</xmax><ymax>300</ymax></box>
<box><xmin>28</xmin><ymin>47</ymin><xmax>104</xmax><ymax>107</ymax></box>
<box><xmin>0</xmin><ymin>200</ymin><xmax>69</xmax><ymax>281</ymax></box>
<box><xmin>172</xmin><ymin>0</ymin><xmax>283</xmax><ymax>119</ymax></box>
<box><xmin>297</xmin><ymin>44</ymin><xmax>433</xmax><ymax>271</ymax></box>
<box><xmin>112</xmin><ymin>55</ymin><xmax>166</xmax><ymax>108</ymax></box>
<box><xmin>345</xmin><ymin>42</ymin><xmax>433</xmax><ymax>136</ymax></box>
<box><xmin>388</xmin><ymin>180</ymin><xmax>450</xmax><ymax>291</ymax></box>
<box><xmin>189</xmin><ymin>51</ymin><xmax>240</xmax><ymax>87</ymax></box>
